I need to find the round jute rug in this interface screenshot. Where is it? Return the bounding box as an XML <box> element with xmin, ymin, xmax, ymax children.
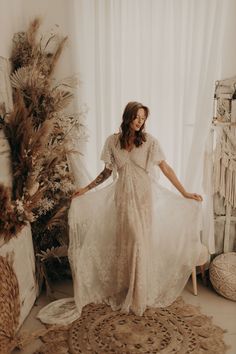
<box><xmin>68</xmin><ymin>297</ymin><xmax>229</xmax><ymax>354</ymax></box>
<box><xmin>34</xmin><ymin>297</ymin><xmax>229</xmax><ymax>354</ymax></box>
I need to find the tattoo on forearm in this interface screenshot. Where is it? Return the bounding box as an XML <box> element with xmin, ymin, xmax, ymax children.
<box><xmin>87</xmin><ymin>168</ymin><xmax>112</xmax><ymax>190</ymax></box>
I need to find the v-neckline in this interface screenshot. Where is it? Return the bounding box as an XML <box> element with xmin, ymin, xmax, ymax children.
<box><xmin>124</xmin><ymin>138</ymin><xmax>136</xmax><ymax>153</ymax></box>
<box><xmin>125</xmin><ymin>145</ymin><xmax>135</xmax><ymax>153</ymax></box>
<box><xmin>115</xmin><ymin>133</ymin><xmax>136</xmax><ymax>153</ymax></box>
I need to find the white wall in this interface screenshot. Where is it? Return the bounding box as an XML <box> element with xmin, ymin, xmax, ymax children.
<box><xmin>0</xmin><ymin>0</ymin><xmax>77</xmax><ymax>80</ymax></box>
<box><xmin>220</xmin><ymin>0</ymin><xmax>236</xmax><ymax>79</ymax></box>
<box><xmin>0</xmin><ymin>0</ymin><xmax>24</xmax><ymax>57</ymax></box>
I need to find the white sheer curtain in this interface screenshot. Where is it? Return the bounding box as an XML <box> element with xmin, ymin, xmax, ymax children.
<box><xmin>67</xmin><ymin>0</ymin><xmax>235</xmax><ymax>253</ymax></box>
<box><xmin>1</xmin><ymin>0</ymin><xmax>235</xmax><ymax>253</ymax></box>
<box><xmin>68</xmin><ymin>0</ymin><xmax>227</xmax><ymax>181</ymax></box>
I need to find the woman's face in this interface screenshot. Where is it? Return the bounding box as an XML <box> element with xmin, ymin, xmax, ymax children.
<box><xmin>130</xmin><ymin>108</ymin><xmax>146</xmax><ymax>132</ymax></box>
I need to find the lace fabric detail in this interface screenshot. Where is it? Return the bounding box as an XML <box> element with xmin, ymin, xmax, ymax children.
<box><xmin>68</xmin><ymin>133</ymin><xmax>202</xmax><ymax>315</ymax></box>
<box><xmin>37</xmin><ymin>133</ymin><xmax>203</xmax><ymax>325</ymax></box>
<box><xmin>100</xmin><ymin>135</ymin><xmax>116</xmax><ymax>170</ymax></box>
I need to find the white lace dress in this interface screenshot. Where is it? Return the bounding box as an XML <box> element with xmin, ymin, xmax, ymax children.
<box><xmin>37</xmin><ymin>133</ymin><xmax>202</xmax><ymax>324</ymax></box>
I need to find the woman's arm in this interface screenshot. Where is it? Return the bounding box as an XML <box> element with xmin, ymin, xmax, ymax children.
<box><xmin>72</xmin><ymin>166</ymin><xmax>112</xmax><ymax>198</ymax></box>
<box><xmin>158</xmin><ymin>160</ymin><xmax>202</xmax><ymax>201</ymax></box>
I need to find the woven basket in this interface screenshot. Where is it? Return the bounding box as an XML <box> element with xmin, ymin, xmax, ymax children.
<box><xmin>0</xmin><ymin>255</ymin><xmax>21</xmax><ymax>354</ymax></box>
<box><xmin>209</xmin><ymin>252</ymin><xmax>236</xmax><ymax>301</ymax></box>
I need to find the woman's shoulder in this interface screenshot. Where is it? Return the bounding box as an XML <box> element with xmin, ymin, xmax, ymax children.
<box><xmin>106</xmin><ymin>132</ymin><xmax>119</xmax><ymax>138</ymax></box>
<box><xmin>104</xmin><ymin>133</ymin><xmax>120</xmax><ymax>146</ymax></box>
<box><xmin>145</xmin><ymin>132</ymin><xmax>159</xmax><ymax>145</ymax></box>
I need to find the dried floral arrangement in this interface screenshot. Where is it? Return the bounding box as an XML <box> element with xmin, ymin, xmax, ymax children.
<box><xmin>0</xmin><ymin>18</ymin><xmax>86</xmax><ymax>293</ymax></box>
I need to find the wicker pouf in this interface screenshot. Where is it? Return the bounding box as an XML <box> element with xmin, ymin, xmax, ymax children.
<box><xmin>209</xmin><ymin>252</ymin><xmax>236</xmax><ymax>301</ymax></box>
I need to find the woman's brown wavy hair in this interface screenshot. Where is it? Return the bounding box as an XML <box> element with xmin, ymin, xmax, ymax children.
<box><xmin>119</xmin><ymin>101</ymin><xmax>149</xmax><ymax>149</ymax></box>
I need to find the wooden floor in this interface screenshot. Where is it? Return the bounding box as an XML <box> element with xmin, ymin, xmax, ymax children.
<box><xmin>13</xmin><ymin>276</ymin><xmax>236</xmax><ymax>354</ymax></box>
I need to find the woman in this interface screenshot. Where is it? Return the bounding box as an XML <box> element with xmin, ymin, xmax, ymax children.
<box><xmin>38</xmin><ymin>101</ymin><xmax>203</xmax><ymax>324</ymax></box>
<box><xmin>69</xmin><ymin>101</ymin><xmax>203</xmax><ymax>316</ymax></box>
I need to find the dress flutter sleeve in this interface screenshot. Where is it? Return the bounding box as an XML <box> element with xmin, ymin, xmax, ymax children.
<box><xmin>100</xmin><ymin>135</ymin><xmax>115</xmax><ymax>170</ymax></box>
<box><xmin>149</xmin><ymin>136</ymin><xmax>166</xmax><ymax>165</ymax></box>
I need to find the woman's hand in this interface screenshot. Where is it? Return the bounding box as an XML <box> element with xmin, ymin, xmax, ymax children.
<box><xmin>72</xmin><ymin>187</ymin><xmax>88</xmax><ymax>199</ymax></box>
<box><xmin>182</xmin><ymin>192</ymin><xmax>203</xmax><ymax>202</ymax></box>
<box><xmin>159</xmin><ymin>162</ymin><xmax>203</xmax><ymax>202</ymax></box>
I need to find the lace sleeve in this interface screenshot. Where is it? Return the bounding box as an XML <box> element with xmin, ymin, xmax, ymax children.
<box><xmin>150</xmin><ymin>136</ymin><xmax>166</xmax><ymax>165</ymax></box>
<box><xmin>100</xmin><ymin>135</ymin><xmax>114</xmax><ymax>170</ymax></box>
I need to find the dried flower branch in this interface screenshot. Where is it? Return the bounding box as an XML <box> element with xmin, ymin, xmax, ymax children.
<box><xmin>37</xmin><ymin>245</ymin><xmax>68</xmax><ymax>262</ymax></box>
<box><xmin>1</xmin><ymin>17</ymin><xmax>87</xmax><ymax>291</ymax></box>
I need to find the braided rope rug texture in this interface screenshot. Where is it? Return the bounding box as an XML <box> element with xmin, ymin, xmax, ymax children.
<box><xmin>34</xmin><ymin>297</ymin><xmax>229</xmax><ymax>354</ymax></box>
